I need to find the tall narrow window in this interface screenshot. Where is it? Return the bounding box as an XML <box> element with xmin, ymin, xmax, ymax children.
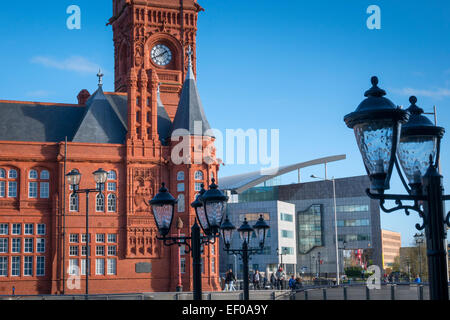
<box><xmin>36</xmin><ymin>257</ymin><xmax>45</xmax><ymax>276</ymax></box>
<box><xmin>96</xmin><ymin>259</ymin><xmax>105</xmax><ymax>275</ymax></box>
<box><xmin>106</xmin><ymin>171</ymin><xmax>117</xmax><ymax>213</ymax></box>
<box><xmin>69</xmin><ymin>259</ymin><xmax>79</xmax><ymax>275</ymax></box>
<box><xmin>40</xmin><ymin>170</ymin><xmax>50</xmax><ymax>199</ymax></box>
<box><xmin>107</xmin><ymin>194</ymin><xmax>117</xmax><ymax>212</ymax></box>
<box><xmin>70</xmin><ymin>194</ymin><xmax>79</xmax><ymax>212</ymax></box>
<box><xmin>24</xmin><ymin>256</ymin><xmax>33</xmax><ymax>276</ymax></box>
<box><xmin>96</xmin><ymin>193</ymin><xmax>105</xmax><ymax>212</ymax></box>
<box><xmin>36</xmin><ymin>239</ymin><xmax>45</xmax><ymax>253</ymax></box>
<box><xmin>0</xmin><ymin>238</ymin><xmax>8</xmax><ymax>253</ymax></box>
<box><xmin>0</xmin><ymin>224</ymin><xmax>7</xmax><ymax>235</ymax></box>
<box><xmin>107</xmin><ymin>259</ymin><xmax>117</xmax><ymax>275</ymax></box>
<box><xmin>6</xmin><ymin>169</ymin><xmax>18</xmax><ymax>198</ymax></box>
<box><xmin>12</xmin><ymin>239</ymin><xmax>20</xmax><ymax>253</ymax></box>
<box><xmin>0</xmin><ymin>169</ymin><xmax>5</xmax><ymax>197</ymax></box>
<box><xmin>177</xmin><ymin>171</ymin><xmax>185</xmax><ymax>181</ymax></box>
<box><xmin>0</xmin><ymin>257</ymin><xmax>7</xmax><ymax>276</ymax></box>
<box><xmin>177</xmin><ymin>194</ymin><xmax>185</xmax><ymax>213</ymax></box>
<box><xmin>29</xmin><ymin>181</ymin><xmax>38</xmax><ymax>198</ymax></box>
<box><xmin>11</xmin><ymin>257</ymin><xmax>20</xmax><ymax>276</ymax></box>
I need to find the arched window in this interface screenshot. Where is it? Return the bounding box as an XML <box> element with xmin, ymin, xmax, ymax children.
<box><xmin>96</xmin><ymin>193</ymin><xmax>105</xmax><ymax>212</ymax></box>
<box><xmin>177</xmin><ymin>194</ymin><xmax>185</xmax><ymax>213</ymax></box>
<box><xmin>108</xmin><ymin>194</ymin><xmax>117</xmax><ymax>212</ymax></box>
<box><xmin>8</xmin><ymin>169</ymin><xmax>17</xmax><ymax>179</ymax></box>
<box><xmin>70</xmin><ymin>194</ymin><xmax>79</xmax><ymax>212</ymax></box>
<box><xmin>108</xmin><ymin>170</ymin><xmax>117</xmax><ymax>180</ymax></box>
<box><xmin>40</xmin><ymin>170</ymin><xmax>50</xmax><ymax>180</ymax></box>
<box><xmin>29</xmin><ymin>170</ymin><xmax>38</xmax><ymax>179</ymax></box>
<box><xmin>194</xmin><ymin>171</ymin><xmax>203</xmax><ymax>181</ymax></box>
<box><xmin>177</xmin><ymin>171</ymin><xmax>185</xmax><ymax>181</ymax></box>
<box><xmin>1</xmin><ymin>168</ymin><xmax>18</xmax><ymax>198</ymax></box>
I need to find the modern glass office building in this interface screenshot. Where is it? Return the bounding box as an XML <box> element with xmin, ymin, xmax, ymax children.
<box><xmin>219</xmin><ymin>156</ymin><xmax>383</xmax><ymax>280</ymax></box>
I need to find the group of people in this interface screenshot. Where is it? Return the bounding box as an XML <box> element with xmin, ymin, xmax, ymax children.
<box><xmin>224</xmin><ymin>266</ymin><xmax>304</xmax><ymax>291</ymax></box>
<box><xmin>383</xmin><ymin>272</ymin><xmax>421</xmax><ymax>284</ymax></box>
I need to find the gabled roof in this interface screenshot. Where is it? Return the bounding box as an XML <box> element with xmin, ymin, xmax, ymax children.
<box><xmin>0</xmin><ymin>88</ymin><xmax>173</xmax><ymax>145</ymax></box>
<box><xmin>72</xmin><ymin>86</ymin><xmax>127</xmax><ymax>144</ymax></box>
<box><xmin>0</xmin><ymin>100</ymin><xmax>84</xmax><ymax>142</ymax></box>
<box><xmin>171</xmin><ymin>54</ymin><xmax>212</xmax><ymax>137</ymax></box>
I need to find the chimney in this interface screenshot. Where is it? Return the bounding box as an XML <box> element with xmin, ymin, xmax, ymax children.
<box><xmin>77</xmin><ymin>89</ymin><xmax>91</xmax><ymax>105</ymax></box>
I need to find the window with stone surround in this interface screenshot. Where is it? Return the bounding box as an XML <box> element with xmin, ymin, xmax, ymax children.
<box><xmin>0</xmin><ymin>168</ymin><xmax>18</xmax><ymax>198</ymax></box>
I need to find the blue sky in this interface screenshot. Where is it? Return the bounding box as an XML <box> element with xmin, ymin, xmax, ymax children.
<box><xmin>0</xmin><ymin>0</ymin><xmax>449</xmax><ymax>246</ymax></box>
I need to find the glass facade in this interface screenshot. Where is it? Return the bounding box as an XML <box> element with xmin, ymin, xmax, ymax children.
<box><xmin>336</xmin><ymin>204</ymin><xmax>369</xmax><ymax>213</ymax></box>
<box><xmin>337</xmin><ymin>219</ymin><xmax>370</xmax><ymax>227</ymax></box>
<box><xmin>297</xmin><ymin>204</ymin><xmax>323</xmax><ymax>254</ymax></box>
<box><xmin>239</xmin><ymin>186</ymin><xmax>278</xmax><ymax>203</ymax></box>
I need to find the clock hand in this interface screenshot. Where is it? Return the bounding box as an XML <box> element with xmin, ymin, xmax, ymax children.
<box><xmin>155</xmin><ymin>50</ymin><xmax>169</xmax><ymax>58</ymax></box>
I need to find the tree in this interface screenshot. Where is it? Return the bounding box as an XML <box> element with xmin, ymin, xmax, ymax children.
<box><xmin>391</xmin><ymin>256</ymin><xmax>401</xmax><ymax>273</ymax></box>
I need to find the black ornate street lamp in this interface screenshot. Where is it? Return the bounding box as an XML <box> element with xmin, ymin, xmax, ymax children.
<box><xmin>66</xmin><ymin>168</ymin><xmax>108</xmax><ymax>297</ymax></box>
<box><xmin>414</xmin><ymin>232</ymin><xmax>425</xmax><ymax>279</ymax></box>
<box><xmin>220</xmin><ymin>214</ymin><xmax>270</xmax><ymax>300</ymax></box>
<box><xmin>344</xmin><ymin>76</ymin><xmax>450</xmax><ymax>300</ymax></box>
<box><xmin>150</xmin><ymin>179</ymin><xmax>228</xmax><ymax>301</ymax></box>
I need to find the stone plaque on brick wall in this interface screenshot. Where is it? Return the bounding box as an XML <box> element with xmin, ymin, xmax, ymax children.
<box><xmin>135</xmin><ymin>262</ymin><xmax>152</xmax><ymax>274</ymax></box>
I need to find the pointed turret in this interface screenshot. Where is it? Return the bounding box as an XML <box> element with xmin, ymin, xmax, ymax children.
<box><xmin>157</xmin><ymin>84</ymin><xmax>172</xmax><ymax>145</ymax></box>
<box><xmin>171</xmin><ymin>46</ymin><xmax>213</xmax><ymax>137</ymax></box>
<box><xmin>72</xmin><ymin>71</ymin><xmax>127</xmax><ymax>143</ymax></box>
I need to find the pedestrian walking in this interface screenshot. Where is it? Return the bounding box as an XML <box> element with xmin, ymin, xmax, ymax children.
<box><xmin>276</xmin><ymin>267</ymin><xmax>285</xmax><ymax>290</ymax></box>
<box><xmin>262</xmin><ymin>274</ymin><xmax>268</xmax><ymax>289</ymax></box>
<box><xmin>224</xmin><ymin>269</ymin><xmax>237</xmax><ymax>291</ymax></box>
<box><xmin>270</xmin><ymin>272</ymin><xmax>277</xmax><ymax>289</ymax></box>
<box><xmin>253</xmin><ymin>270</ymin><xmax>261</xmax><ymax>290</ymax></box>
<box><xmin>288</xmin><ymin>275</ymin><xmax>296</xmax><ymax>290</ymax></box>
<box><xmin>294</xmin><ymin>277</ymin><xmax>303</xmax><ymax>290</ymax></box>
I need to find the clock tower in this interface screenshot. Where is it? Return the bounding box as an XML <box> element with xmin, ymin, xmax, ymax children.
<box><xmin>108</xmin><ymin>0</ymin><xmax>221</xmax><ymax>293</ymax></box>
<box><xmin>110</xmin><ymin>0</ymin><xmax>204</xmax><ymax>119</ymax></box>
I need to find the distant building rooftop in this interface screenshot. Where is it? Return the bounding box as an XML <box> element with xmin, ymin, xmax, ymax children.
<box><xmin>219</xmin><ymin>154</ymin><xmax>346</xmax><ymax>194</ymax></box>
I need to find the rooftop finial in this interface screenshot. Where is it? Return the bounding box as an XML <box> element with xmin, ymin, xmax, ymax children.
<box><xmin>187</xmin><ymin>45</ymin><xmax>193</xmax><ymax>69</ymax></box>
<box><xmin>97</xmin><ymin>69</ymin><xmax>104</xmax><ymax>87</ymax></box>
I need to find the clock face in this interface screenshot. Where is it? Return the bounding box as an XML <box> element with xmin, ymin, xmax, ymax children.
<box><xmin>151</xmin><ymin>44</ymin><xmax>172</xmax><ymax>66</ymax></box>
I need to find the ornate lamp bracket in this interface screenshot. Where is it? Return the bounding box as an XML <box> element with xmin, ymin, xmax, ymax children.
<box><xmin>224</xmin><ymin>247</ymin><xmax>264</xmax><ymax>258</ymax></box>
<box><xmin>157</xmin><ymin>233</ymin><xmax>217</xmax><ymax>254</ymax></box>
<box><xmin>366</xmin><ymin>188</ymin><xmax>427</xmax><ymax>230</ymax></box>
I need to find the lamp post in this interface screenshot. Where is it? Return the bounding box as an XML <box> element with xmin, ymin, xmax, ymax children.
<box><xmin>277</xmin><ymin>247</ymin><xmax>287</xmax><ymax>271</ymax></box>
<box><xmin>344</xmin><ymin>76</ymin><xmax>449</xmax><ymax>300</ymax></box>
<box><xmin>317</xmin><ymin>251</ymin><xmax>321</xmax><ymax>280</ymax></box>
<box><xmin>406</xmin><ymin>257</ymin><xmax>411</xmax><ymax>282</ymax></box>
<box><xmin>220</xmin><ymin>214</ymin><xmax>270</xmax><ymax>300</ymax></box>
<box><xmin>176</xmin><ymin>217</ymin><xmax>183</xmax><ymax>292</ymax></box>
<box><xmin>414</xmin><ymin>232</ymin><xmax>424</xmax><ymax>279</ymax></box>
<box><xmin>311</xmin><ymin>174</ymin><xmax>340</xmax><ymax>285</ymax></box>
<box><xmin>339</xmin><ymin>240</ymin><xmax>347</xmax><ymax>282</ymax></box>
<box><xmin>66</xmin><ymin>168</ymin><xmax>108</xmax><ymax>297</ymax></box>
<box><xmin>150</xmin><ymin>180</ymin><xmax>228</xmax><ymax>301</ymax></box>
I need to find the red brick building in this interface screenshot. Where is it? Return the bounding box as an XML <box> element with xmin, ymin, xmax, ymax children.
<box><xmin>0</xmin><ymin>0</ymin><xmax>222</xmax><ymax>295</ymax></box>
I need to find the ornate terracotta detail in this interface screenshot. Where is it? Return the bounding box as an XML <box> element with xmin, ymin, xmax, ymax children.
<box><xmin>126</xmin><ymin>227</ymin><xmax>161</xmax><ymax>258</ymax></box>
<box><xmin>132</xmin><ymin>168</ymin><xmax>155</xmax><ymax>213</ymax></box>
